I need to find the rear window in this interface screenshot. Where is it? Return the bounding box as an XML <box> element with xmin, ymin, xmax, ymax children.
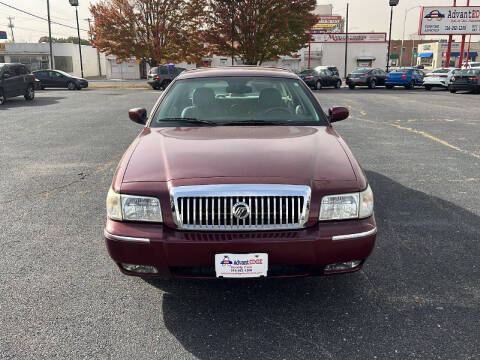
<box><xmin>432</xmin><ymin>69</ymin><xmax>449</xmax><ymax>74</ymax></box>
<box><xmin>459</xmin><ymin>69</ymin><xmax>479</xmax><ymax>75</ymax></box>
<box><xmin>391</xmin><ymin>69</ymin><xmax>409</xmax><ymax>74</ymax></box>
<box><xmin>352</xmin><ymin>69</ymin><xmax>370</xmax><ymax>74</ymax></box>
<box><xmin>470</xmin><ymin>63</ymin><xmax>480</xmax><ymax>68</ymax></box>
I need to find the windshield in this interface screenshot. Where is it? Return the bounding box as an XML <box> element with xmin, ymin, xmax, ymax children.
<box><xmin>151</xmin><ymin>76</ymin><xmax>326</xmax><ymax>127</ymax></box>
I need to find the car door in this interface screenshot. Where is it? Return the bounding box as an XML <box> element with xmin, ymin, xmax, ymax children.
<box><xmin>415</xmin><ymin>70</ymin><xmax>424</xmax><ymax>85</ymax></box>
<box><xmin>51</xmin><ymin>71</ymin><xmax>66</xmax><ymax>87</ymax></box>
<box><xmin>376</xmin><ymin>69</ymin><xmax>386</xmax><ymax>85</ymax></box>
<box><xmin>10</xmin><ymin>65</ymin><xmax>25</xmax><ymax>96</ymax></box>
<box><xmin>324</xmin><ymin>69</ymin><xmax>334</xmax><ymax>86</ymax></box>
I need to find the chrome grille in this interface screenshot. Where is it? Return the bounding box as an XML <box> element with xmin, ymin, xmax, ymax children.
<box><xmin>171</xmin><ymin>185</ymin><xmax>311</xmax><ymax>231</ymax></box>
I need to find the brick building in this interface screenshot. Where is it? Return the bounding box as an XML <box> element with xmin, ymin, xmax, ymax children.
<box><xmin>388</xmin><ymin>39</ymin><xmax>438</xmax><ymax>67</ymax></box>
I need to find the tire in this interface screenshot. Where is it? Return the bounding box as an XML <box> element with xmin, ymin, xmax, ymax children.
<box><xmin>405</xmin><ymin>80</ymin><xmax>415</xmax><ymax>90</ymax></box>
<box><xmin>449</xmin><ymin>86</ymin><xmax>456</xmax><ymax>93</ymax></box>
<box><xmin>67</xmin><ymin>82</ymin><xmax>77</xmax><ymax>90</ymax></box>
<box><xmin>348</xmin><ymin>84</ymin><xmax>355</xmax><ymax>90</ymax></box>
<box><xmin>160</xmin><ymin>80</ymin><xmax>170</xmax><ymax>90</ymax></box>
<box><xmin>369</xmin><ymin>80</ymin><xmax>376</xmax><ymax>89</ymax></box>
<box><xmin>315</xmin><ymin>80</ymin><xmax>322</xmax><ymax>90</ymax></box>
<box><xmin>24</xmin><ymin>85</ymin><xmax>35</xmax><ymax>101</ymax></box>
<box><xmin>0</xmin><ymin>89</ymin><xmax>5</xmax><ymax>105</ymax></box>
<box><xmin>425</xmin><ymin>85</ymin><xmax>432</xmax><ymax>91</ymax></box>
<box><xmin>335</xmin><ymin>80</ymin><xmax>342</xmax><ymax>89</ymax></box>
<box><xmin>386</xmin><ymin>85</ymin><xmax>394</xmax><ymax>89</ymax></box>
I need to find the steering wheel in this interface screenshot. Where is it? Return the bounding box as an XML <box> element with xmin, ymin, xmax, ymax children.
<box><xmin>262</xmin><ymin>107</ymin><xmax>291</xmax><ymax>115</ymax></box>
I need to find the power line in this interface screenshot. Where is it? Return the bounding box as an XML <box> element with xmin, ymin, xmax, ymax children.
<box><xmin>0</xmin><ymin>1</ymin><xmax>88</xmax><ymax>32</ymax></box>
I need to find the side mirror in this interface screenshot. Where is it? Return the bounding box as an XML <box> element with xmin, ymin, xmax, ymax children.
<box><xmin>328</xmin><ymin>107</ymin><xmax>349</xmax><ymax>123</ymax></box>
<box><xmin>129</xmin><ymin>108</ymin><xmax>148</xmax><ymax>125</ymax></box>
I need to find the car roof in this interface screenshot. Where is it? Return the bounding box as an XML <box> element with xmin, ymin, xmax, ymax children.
<box><xmin>176</xmin><ymin>66</ymin><xmax>299</xmax><ymax>80</ymax></box>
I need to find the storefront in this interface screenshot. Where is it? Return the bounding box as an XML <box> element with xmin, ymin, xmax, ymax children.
<box><xmin>416</xmin><ymin>41</ymin><xmax>480</xmax><ymax>70</ymax></box>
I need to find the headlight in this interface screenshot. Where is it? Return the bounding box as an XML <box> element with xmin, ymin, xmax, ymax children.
<box><xmin>319</xmin><ymin>185</ymin><xmax>373</xmax><ymax>221</ymax></box>
<box><xmin>106</xmin><ymin>187</ymin><xmax>163</xmax><ymax>222</ymax></box>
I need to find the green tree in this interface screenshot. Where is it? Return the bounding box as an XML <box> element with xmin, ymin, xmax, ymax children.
<box><xmin>205</xmin><ymin>0</ymin><xmax>317</xmax><ymax>65</ymax></box>
<box><xmin>89</xmin><ymin>0</ymin><xmax>207</xmax><ymax>67</ymax></box>
<box><xmin>38</xmin><ymin>36</ymin><xmax>91</xmax><ymax>46</ymax></box>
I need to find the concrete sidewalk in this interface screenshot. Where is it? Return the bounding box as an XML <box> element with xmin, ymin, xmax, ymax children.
<box><xmin>86</xmin><ymin>78</ymin><xmax>150</xmax><ymax>89</ymax></box>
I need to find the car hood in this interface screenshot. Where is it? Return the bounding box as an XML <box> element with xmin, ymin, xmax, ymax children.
<box><xmin>122</xmin><ymin>126</ymin><xmax>357</xmax><ymax>183</ymax></box>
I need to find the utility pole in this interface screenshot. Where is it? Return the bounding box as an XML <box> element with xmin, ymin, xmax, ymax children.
<box><xmin>344</xmin><ymin>3</ymin><xmax>349</xmax><ymax>79</ymax></box>
<box><xmin>69</xmin><ymin>0</ymin><xmax>84</xmax><ymax>78</ymax></box>
<box><xmin>47</xmin><ymin>0</ymin><xmax>54</xmax><ymax>69</ymax></box>
<box><xmin>85</xmin><ymin>18</ymin><xmax>102</xmax><ymax>77</ymax></box>
<box><xmin>7</xmin><ymin>17</ymin><xmax>14</xmax><ymax>42</ymax></box>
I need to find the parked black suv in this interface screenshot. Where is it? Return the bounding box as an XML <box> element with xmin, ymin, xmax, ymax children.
<box><xmin>147</xmin><ymin>65</ymin><xmax>186</xmax><ymax>90</ymax></box>
<box><xmin>33</xmin><ymin>69</ymin><xmax>88</xmax><ymax>90</ymax></box>
<box><xmin>346</xmin><ymin>68</ymin><xmax>386</xmax><ymax>89</ymax></box>
<box><xmin>299</xmin><ymin>66</ymin><xmax>342</xmax><ymax>90</ymax></box>
<box><xmin>0</xmin><ymin>63</ymin><xmax>36</xmax><ymax>105</ymax></box>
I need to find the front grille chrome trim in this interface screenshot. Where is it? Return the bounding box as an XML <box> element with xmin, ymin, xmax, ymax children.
<box><xmin>170</xmin><ymin>184</ymin><xmax>311</xmax><ymax>231</ymax></box>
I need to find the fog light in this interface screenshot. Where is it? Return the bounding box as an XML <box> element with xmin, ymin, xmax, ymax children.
<box><xmin>324</xmin><ymin>260</ymin><xmax>362</xmax><ymax>273</ymax></box>
<box><xmin>121</xmin><ymin>263</ymin><xmax>158</xmax><ymax>274</ymax></box>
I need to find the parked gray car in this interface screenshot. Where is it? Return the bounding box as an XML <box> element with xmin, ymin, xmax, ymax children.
<box><xmin>0</xmin><ymin>63</ymin><xmax>36</xmax><ymax>105</ymax></box>
<box><xmin>147</xmin><ymin>65</ymin><xmax>186</xmax><ymax>90</ymax></box>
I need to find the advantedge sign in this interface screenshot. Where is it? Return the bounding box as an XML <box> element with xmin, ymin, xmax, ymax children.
<box><xmin>419</xmin><ymin>6</ymin><xmax>480</xmax><ymax>35</ymax></box>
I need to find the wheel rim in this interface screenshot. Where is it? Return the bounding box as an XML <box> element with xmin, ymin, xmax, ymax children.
<box><xmin>68</xmin><ymin>83</ymin><xmax>75</xmax><ymax>90</ymax></box>
<box><xmin>371</xmin><ymin>81</ymin><xmax>376</xmax><ymax>89</ymax></box>
<box><xmin>0</xmin><ymin>95</ymin><xmax>4</xmax><ymax>104</ymax></box>
<box><xmin>28</xmin><ymin>87</ymin><xmax>34</xmax><ymax>98</ymax></box>
<box><xmin>316</xmin><ymin>81</ymin><xmax>321</xmax><ymax>89</ymax></box>
<box><xmin>337</xmin><ymin>81</ymin><xmax>341</xmax><ymax>88</ymax></box>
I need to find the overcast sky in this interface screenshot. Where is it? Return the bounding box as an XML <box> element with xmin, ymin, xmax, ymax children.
<box><xmin>0</xmin><ymin>0</ymin><xmax>477</xmax><ymax>43</ymax></box>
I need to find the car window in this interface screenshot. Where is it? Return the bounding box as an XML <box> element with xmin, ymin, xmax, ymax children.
<box><xmin>151</xmin><ymin>76</ymin><xmax>327</xmax><ymax>126</ymax></box>
<box><xmin>300</xmin><ymin>70</ymin><xmax>315</xmax><ymax>75</ymax></box>
<box><xmin>149</xmin><ymin>67</ymin><xmax>158</xmax><ymax>74</ymax></box>
<box><xmin>325</xmin><ymin>70</ymin><xmax>333</xmax><ymax>76</ymax></box>
<box><xmin>159</xmin><ymin>67</ymin><xmax>169</xmax><ymax>75</ymax></box>
<box><xmin>432</xmin><ymin>69</ymin><xmax>449</xmax><ymax>74</ymax></box>
<box><xmin>353</xmin><ymin>69</ymin><xmax>369</xmax><ymax>74</ymax></box>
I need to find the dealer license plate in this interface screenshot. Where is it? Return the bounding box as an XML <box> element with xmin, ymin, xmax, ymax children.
<box><xmin>215</xmin><ymin>253</ymin><xmax>268</xmax><ymax>278</ymax></box>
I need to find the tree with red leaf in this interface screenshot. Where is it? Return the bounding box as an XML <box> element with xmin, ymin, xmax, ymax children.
<box><xmin>89</xmin><ymin>0</ymin><xmax>207</xmax><ymax>66</ymax></box>
<box><xmin>205</xmin><ymin>0</ymin><xmax>316</xmax><ymax>65</ymax></box>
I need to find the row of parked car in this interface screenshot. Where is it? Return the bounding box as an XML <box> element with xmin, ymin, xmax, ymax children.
<box><xmin>0</xmin><ymin>62</ymin><xmax>89</xmax><ymax>105</ymax></box>
<box><xmin>298</xmin><ymin>64</ymin><xmax>480</xmax><ymax>94</ymax></box>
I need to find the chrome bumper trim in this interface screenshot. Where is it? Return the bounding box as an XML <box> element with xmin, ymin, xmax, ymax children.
<box><xmin>104</xmin><ymin>230</ymin><xmax>150</xmax><ymax>243</ymax></box>
<box><xmin>332</xmin><ymin>227</ymin><xmax>377</xmax><ymax>241</ymax></box>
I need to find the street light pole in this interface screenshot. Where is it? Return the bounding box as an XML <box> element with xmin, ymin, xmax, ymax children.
<box><xmin>69</xmin><ymin>0</ymin><xmax>84</xmax><ymax>78</ymax></box>
<box><xmin>400</xmin><ymin>6</ymin><xmax>419</xmax><ymax>67</ymax></box>
<box><xmin>386</xmin><ymin>0</ymin><xmax>399</xmax><ymax>73</ymax></box>
<box><xmin>46</xmin><ymin>0</ymin><xmax>54</xmax><ymax>69</ymax></box>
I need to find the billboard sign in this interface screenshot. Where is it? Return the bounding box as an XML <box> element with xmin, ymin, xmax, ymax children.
<box><xmin>419</xmin><ymin>7</ymin><xmax>480</xmax><ymax>35</ymax></box>
<box><xmin>311</xmin><ymin>33</ymin><xmax>387</xmax><ymax>43</ymax></box>
<box><xmin>312</xmin><ymin>15</ymin><xmax>343</xmax><ymax>32</ymax></box>
<box><xmin>0</xmin><ymin>31</ymin><xmax>7</xmax><ymax>40</ymax></box>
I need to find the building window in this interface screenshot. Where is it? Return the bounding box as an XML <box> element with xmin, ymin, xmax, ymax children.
<box><xmin>54</xmin><ymin>56</ymin><xmax>73</xmax><ymax>73</ymax></box>
<box><xmin>9</xmin><ymin>55</ymin><xmax>49</xmax><ymax>71</ymax></box>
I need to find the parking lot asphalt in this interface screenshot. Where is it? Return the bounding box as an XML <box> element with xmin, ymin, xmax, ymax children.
<box><xmin>0</xmin><ymin>87</ymin><xmax>478</xmax><ymax>359</ymax></box>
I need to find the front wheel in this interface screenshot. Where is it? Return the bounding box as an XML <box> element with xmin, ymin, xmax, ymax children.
<box><xmin>348</xmin><ymin>84</ymin><xmax>355</xmax><ymax>90</ymax></box>
<box><xmin>67</xmin><ymin>82</ymin><xmax>77</xmax><ymax>90</ymax></box>
<box><xmin>335</xmin><ymin>80</ymin><xmax>342</xmax><ymax>89</ymax></box>
<box><xmin>369</xmin><ymin>80</ymin><xmax>376</xmax><ymax>89</ymax></box>
<box><xmin>425</xmin><ymin>85</ymin><xmax>432</xmax><ymax>91</ymax></box>
<box><xmin>24</xmin><ymin>85</ymin><xmax>35</xmax><ymax>101</ymax></box>
<box><xmin>0</xmin><ymin>90</ymin><xmax>5</xmax><ymax>105</ymax></box>
<box><xmin>448</xmin><ymin>85</ymin><xmax>457</xmax><ymax>93</ymax></box>
<box><xmin>315</xmin><ymin>80</ymin><xmax>322</xmax><ymax>90</ymax></box>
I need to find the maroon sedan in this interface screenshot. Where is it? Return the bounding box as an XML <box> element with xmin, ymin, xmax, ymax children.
<box><xmin>105</xmin><ymin>67</ymin><xmax>376</xmax><ymax>279</ymax></box>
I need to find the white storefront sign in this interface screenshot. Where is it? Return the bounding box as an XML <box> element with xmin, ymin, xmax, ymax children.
<box><xmin>419</xmin><ymin>7</ymin><xmax>480</xmax><ymax>35</ymax></box>
<box><xmin>311</xmin><ymin>33</ymin><xmax>386</xmax><ymax>43</ymax></box>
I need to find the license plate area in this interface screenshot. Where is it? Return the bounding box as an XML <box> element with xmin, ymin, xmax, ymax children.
<box><xmin>215</xmin><ymin>253</ymin><xmax>268</xmax><ymax>278</ymax></box>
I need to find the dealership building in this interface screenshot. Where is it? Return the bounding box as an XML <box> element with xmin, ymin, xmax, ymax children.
<box><xmin>416</xmin><ymin>40</ymin><xmax>479</xmax><ymax>70</ymax></box>
<box><xmin>0</xmin><ymin>42</ymin><xmax>106</xmax><ymax>77</ymax></box>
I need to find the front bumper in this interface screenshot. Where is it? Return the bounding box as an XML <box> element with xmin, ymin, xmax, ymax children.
<box><xmin>104</xmin><ymin>216</ymin><xmax>377</xmax><ymax>278</ymax></box>
<box><xmin>79</xmin><ymin>81</ymin><xmax>88</xmax><ymax>88</ymax></box>
<box><xmin>423</xmin><ymin>78</ymin><xmax>446</xmax><ymax>87</ymax></box>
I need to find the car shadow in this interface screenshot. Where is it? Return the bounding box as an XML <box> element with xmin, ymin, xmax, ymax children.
<box><xmin>144</xmin><ymin>171</ymin><xmax>479</xmax><ymax>359</ymax></box>
<box><xmin>0</xmin><ymin>96</ymin><xmax>65</xmax><ymax>109</ymax></box>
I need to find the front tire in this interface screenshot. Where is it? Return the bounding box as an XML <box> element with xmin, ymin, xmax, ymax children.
<box><xmin>449</xmin><ymin>85</ymin><xmax>456</xmax><ymax>93</ymax></box>
<box><xmin>67</xmin><ymin>82</ymin><xmax>77</xmax><ymax>90</ymax></box>
<box><xmin>315</xmin><ymin>80</ymin><xmax>322</xmax><ymax>90</ymax></box>
<box><xmin>425</xmin><ymin>85</ymin><xmax>432</xmax><ymax>91</ymax></box>
<box><xmin>369</xmin><ymin>80</ymin><xmax>376</xmax><ymax>89</ymax></box>
<box><xmin>348</xmin><ymin>84</ymin><xmax>355</xmax><ymax>90</ymax></box>
<box><xmin>0</xmin><ymin>90</ymin><xmax>5</xmax><ymax>105</ymax></box>
<box><xmin>24</xmin><ymin>85</ymin><xmax>35</xmax><ymax>101</ymax></box>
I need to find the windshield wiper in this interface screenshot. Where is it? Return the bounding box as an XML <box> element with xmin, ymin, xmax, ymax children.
<box><xmin>157</xmin><ymin>117</ymin><xmax>218</xmax><ymax>126</ymax></box>
<box><xmin>221</xmin><ymin>120</ymin><xmax>281</xmax><ymax>126</ymax></box>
